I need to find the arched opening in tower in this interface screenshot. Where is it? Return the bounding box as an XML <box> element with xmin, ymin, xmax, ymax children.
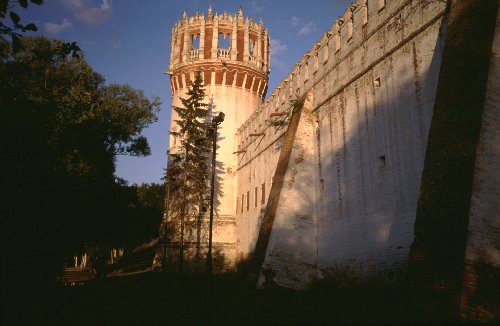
<box><xmin>191</xmin><ymin>34</ymin><xmax>200</xmax><ymax>49</ymax></box>
<box><xmin>218</xmin><ymin>32</ymin><xmax>230</xmax><ymax>49</ymax></box>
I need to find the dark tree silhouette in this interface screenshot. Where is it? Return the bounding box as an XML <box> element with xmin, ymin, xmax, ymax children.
<box><xmin>1</xmin><ymin>36</ymin><xmax>160</xmax><ymax>293</ymax></box>
<box><xmin>165</xmin><ymin>72</ymin><xmax>210</xmax><ymax>273</ymax></box>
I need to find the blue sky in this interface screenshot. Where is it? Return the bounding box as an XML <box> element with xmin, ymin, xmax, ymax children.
<box><xmin>17</xmin><ymin>0</ymin><xmax>351</xmax><ymax>185</ymax></box>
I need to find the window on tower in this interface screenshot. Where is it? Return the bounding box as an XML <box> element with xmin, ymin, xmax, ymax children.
<box><xmin>218</xmin><ymin>32</ymin><xmax>230</xmax><ymax>49</ymax></box>
<box><xmin>191</xmin><ymin>34</ymin><xmax>200</xmax><ymax>49</ymax></box>
<box><xmin>218</xmin><ymin>33</ymin><xmax>231</xmax><ymax>59</ymax></box>
<box><xmin>249</xmin><ymin>39</ymin><xmax>253</xmax><ymax>55</ymax></box>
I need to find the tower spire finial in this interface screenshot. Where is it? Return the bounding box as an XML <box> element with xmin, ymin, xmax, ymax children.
<box><xmin>208</xmin><ymin>5</ymin><xmax>213</xmax><ymax>19</ymax></box>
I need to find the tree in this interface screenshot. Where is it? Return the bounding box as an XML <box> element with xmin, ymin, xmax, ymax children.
<box><xmin>108</xmin><ymin>182</ymin><xmax>164</xmax><ymax>247</ymax></box>
<box><xmin>1</xmin><ymin>0</ymin><xmax>42</xmax><ymax>51</ymax></box>
<box><xmin>133</xmin><ymin>183</ymin><xmax>165</xmax><ymax>242</ymax></box>
<box><xmin>166</xmin><ymin>72</ymin><xmax>210</xmax><ymax>273</ymax></box>
<box><xmin>0</xmin><ymin>36</ymin><xmax>160</xmax><ymax>291</ymax></box>
<box><xmin>0</xmin><ymin>0</ymin><xmax>81</xmax><ymax>56</ymax></box>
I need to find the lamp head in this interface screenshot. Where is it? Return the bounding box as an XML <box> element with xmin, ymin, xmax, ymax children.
<box><xmin>213</xmin><ymin>112</ymin><xmax>225</xmax><ymax>124</ymax></box>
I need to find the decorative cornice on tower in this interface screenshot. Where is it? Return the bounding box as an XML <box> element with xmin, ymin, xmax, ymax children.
<box><xmin>231</xmin><ymin>15</ymin><xmax>238</xmax><ymax>61</ymax></box>
<box><xmin>211</xmin><ymin>13</ymin><xmax>219</xmax><ymax>59</ymax></box>
<box><xmin>169</xmin><ymin>8</ymin><xmax>270</xmax><ymax>98</ymax></box>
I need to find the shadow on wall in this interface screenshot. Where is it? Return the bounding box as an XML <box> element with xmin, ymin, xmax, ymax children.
<box><xmin>213</xmin><ymin>132</ymin><xmax>225</xmax><ymax>217</ymax></box>
<box><xmin>252</xmin><ymin>19</ymin><xmax>446</xmax><ymax>289</ymax></box>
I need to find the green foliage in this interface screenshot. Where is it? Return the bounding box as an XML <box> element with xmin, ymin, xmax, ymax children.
<box><xmin>136</xmin><ymin>183</ymin><xmax>164</xmax><ymax>212</ymax></box>
<box><xmin>163</xmin><ymin>73</ymin><xmax>211</xmax><ymax>271</ymax></box>
<box><xmin>168</xmin><ymin>72</ymin><xmax>211</xmax><ymax>218</ymax></box>
<box><xmin>1</xmin><ymin>0</ymin><xmax>81</xmax><ymax>57</ymax></box>
<box><xmin>1</xmin><ymin>0</ymin><xmax>43</xmax><ymax>51</ymax></box>
<box><xmin>112</xmin><ymin>183</ymin><xmax>165</xmax><ymax>245</ymax></box>
<box><xmin>1</xmin><ymin>36</ymin><xmax>160</xmax><ymax>284</ymax></box>
<box><xmin>2</xmin><ymin>36</ymin><xmax>159</xmax><ymax>180</ymax></box>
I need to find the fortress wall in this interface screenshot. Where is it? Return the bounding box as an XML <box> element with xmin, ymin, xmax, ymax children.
<box><xmin>234</xmin><ymin>121</ymin><xmax>282</xmax><ymax>255</ymax></box>
<box><xmin>236</xmin><ymin>0</ymin><xmax>447</xmax><ymax>286</ymax></box>
<box><xmin>256</xmin><ymin>93</ymin><xmax>319</xmax><ymax>289</ymax></box>
<box><xmin>313</xmin><ymin>14</ymin><xmax>445</xmax><ymax>283</ymax></box>
<box><xmin>311</xmin><ymin>0</ymin><xmax>447</xmax><ymax>282</ymax></box>
<box><xmin>404</xmin><ymin>1</ymin><xmax>500</xmax><ymax>319</ymax></box>
<box><xmin>462</xmin><ymin>6</ymin><xmax>500</xmax><ymax>316</ymax></box>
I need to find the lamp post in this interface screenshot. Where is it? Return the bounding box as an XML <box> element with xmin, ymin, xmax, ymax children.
<box><xmin>206</xmin><ymin>112</ymin><xmax>225</xmax><ymax>274</ymax></box>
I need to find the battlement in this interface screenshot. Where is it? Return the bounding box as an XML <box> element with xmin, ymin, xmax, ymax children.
<box><xmin>236</xmin><ymin>0</ymin><xmax>446</xmax><ymax>155</ymax></box>
<box><xmin>248</xmin><ymin>0</ymin><xmax>386</xmax><ymax>112</ymax></box>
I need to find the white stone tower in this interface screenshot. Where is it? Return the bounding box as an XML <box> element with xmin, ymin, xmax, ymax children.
<box><xmin>166</xmin><ymin>7</ymin><xmax>270</xmax><ymax>267</ymax></box>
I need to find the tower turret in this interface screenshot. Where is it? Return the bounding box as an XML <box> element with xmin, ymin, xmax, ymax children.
<box><xmin>168</xmin><ymin>7</ymin><xmax>269</xmax><ymax>121</ymax></box>
<box><xmin>167</xmin><ymin>7</ymin><xmax>270</xmax><ymax>248</ymax></box>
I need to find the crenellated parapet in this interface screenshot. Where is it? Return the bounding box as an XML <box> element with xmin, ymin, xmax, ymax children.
<box><xmin>249</xmin><ymin>0</ymin><xmax>368</xmax><ymax>110</ymax></box>
<box><xmin>168</xmin><ymin>6</ymin><xmax>269</xmax><ymax>99</ymax></box>
<box><xmin>235</xmin><ymin>0</ymin><xmax>447</xmax><ymax>168</ymax></box>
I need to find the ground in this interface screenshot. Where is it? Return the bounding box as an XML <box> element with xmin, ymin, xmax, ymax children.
<box><xmin>3</xmin><ymin>271</ymin><xmax>439</xmax><ymax>325</ymax></box>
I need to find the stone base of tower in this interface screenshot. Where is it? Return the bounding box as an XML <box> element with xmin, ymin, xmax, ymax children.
<box><xmin>153</xmin><ymin>214</ymin><xmax>237</xmax><ymax>273</ymax></box>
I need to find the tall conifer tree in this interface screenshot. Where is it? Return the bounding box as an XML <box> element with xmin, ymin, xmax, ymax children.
<box><xmin>166</xmin><ymin>72</ymin><xmax>210</xmax><ymax>273</ymax></box>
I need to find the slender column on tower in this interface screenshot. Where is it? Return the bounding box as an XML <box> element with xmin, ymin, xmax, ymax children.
<box><xmin>256</xmin><ymin>21</ymin><xmax>263</xmax><ymax>69</ymax></box>
<box><xmin>263</xmin><ymin>28</ymin><xmax>269</xmax><ymax>72</ymax></box>
<box><xmin>175</xmin><ymin>25</ymin><xmax>182</xmax><ymax>64</ymax></box>
<box><xmin>169</xmin><ymin>26</ymin><xmax>175</xmax><ymax>70</ymax></box>
<box><xmin>243</xmin><ymin>20</ymin><xmax>249</xmax><ymax>62</ymax></box>
<box><xmin>199</xmin><ymin>16</ymin><xmax>205</xmax><ymax>59</ymax></box>
<box><xmin>212</xmin><ymin>14</ymin><xmax>219</xmax><ymax>59</ymax></box>
<box><xmin>182</xmin><ymin>12</ymin><xmax>189</xmax><ymax>62</ymax></box>
<box><xmin>242</xmin><ymin>72</ymin><xmax>248</xmax><ymax>86</ymax></box>
<box><xmin>181</xmin><ymin>72</ymin><xmax>186</xmax><ymax>87</ymax></box>
<box><xmin>231</xmin><ymin>16</ymin><xmax>238</xmax><ymax>61</ymax></box>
